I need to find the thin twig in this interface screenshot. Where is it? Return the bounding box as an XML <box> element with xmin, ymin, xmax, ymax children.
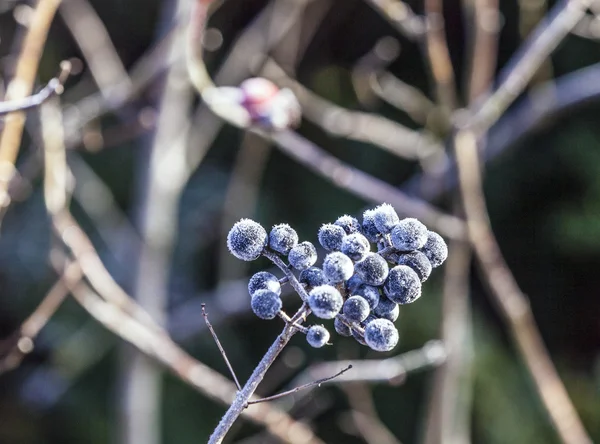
<box><xmin>454</xmin><ymin>129</ymin><xmax>592</xmax><ymax>444</ymax></box>
<box><xmin>202</xmin><ymin>303</ymin><xmax>242</xmax><ymax>391</ymax></box>
<box><xmin>363</xmin><ymin>0</ymin><xmax>426</xmax><ymax>40</ymax></box>
<box><xmin>246</xmin><ymin>365</ymin><xmax>353</xmax><ymax>406</ymax></box>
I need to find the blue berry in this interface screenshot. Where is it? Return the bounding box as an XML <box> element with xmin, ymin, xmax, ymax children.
<box><xmin>343</xmin><ymin>296</ymin><xmax>370</xmax><ymax>323</ymax></box>
<box><xmin>384</xmin><ymin>265</ymin><xmax>422</xmax><ymax>304</ymax></box>
<box><xmin>308</xmin><ymin>285</ymin><xmax>343</xmax><ymax>319</ymax></box>
<box><xmin>395</xmin><ymin>251</ymin><xmax>432</xmax><ymax>282</ymax></box>
<box><xmin>390</xmin><ymin>218</ymin><xmax>428</xmax><ymax>251</ymax></box>
<box><xmin>269</xmin><ymin>223</ymin><xmax>298</xmax><ymax>254</ymax></box>
<box><xmin>353</xmin><ymin>284</ymin><xmax>380</xmax><ymax>309</ymax></box>
<box><xmin>306</xmin><ymin>325</ymin><xmax>330</xmax><ymax>348</ymax></box>
<box><xmin>250</xmin><ymin>289</ymin><xmax>282</xmax><ymax>319</ymax></box>
<box><xmin>361</xmin><ymin>209</ymin><xmax>381</xmax><ymax>242</ymax></box>
<box><xmin>335</xmin><ymin>215</ymin><xmax>361</xmax><ymax>234</ymax></box>
<box><xmin>364</xmin><ymin>318</ymin><xmax>399</xmax><ymax>351</ymax></box>
<box><xmin>354</xmin><ymin>253</ymin><xmax>389</xmax><ymax>286</ymax></box>
<box><xmin>334</xmin><ymin>317</ymin><xmax>352</xmax><ymax>337</ymax></box>
<box><xmin>248</xmin><ymin>271</ymin><xmax>281</xmax><ymax>297</ymax></box>
<box><xmin>420</xmin><ymin>231</ymin><xmax>448</xmax><ymax>268</ymax></box>
<box><xmin>227</xmin><ymin>219</ymin><xmax>267</xmax><ymax>261</ymax></box>
<box><xmin>345</xmin><ymin>274</ymin><xmax>363</xmax><ymax>293</ymax></box>
<box><xmin>318</xmin><ymin>223</ymin><xmax>346</xmax><ymax>251</ymax></box>
<box><xmin>341</xmin><ymin>233</ymin><xmax>370</xmax><ymax>261</ymax></box>
<box><xmin>323</xmin><ymin>252</ymin><xmax>354</xmax><ymax>283</ymax></box>
<box><xmin>373</xmin><ymin>295</ymin><xmax>397</xmax><ymax>317</ymax></box>
<box><xmin>288</xmin><ymin>241</ymin><xmax>317</xmax><ymax>271</ymax></box>
<box><xmin>377</xmin><ymin>304</ymin><xmax>399</xmax><ymax>322</ymax></box>
<box><xmin>299</xmin><ymin>267</ymin><xmax>326</xmax><ymax>288</ymax></box>
<box><xmin>351</xmin><ymin>327</ymin><xmax>367</xmax><ymax>346</ymax></box>
<box><xmin>372</xmin><ymin>203</ymin><xmax>400</xmax><ymax>234</ymax></box>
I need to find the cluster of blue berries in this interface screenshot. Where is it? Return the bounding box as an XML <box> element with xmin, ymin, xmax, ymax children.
<box><xmin>227</xmin><ymin>203</ymin><xmax>448</xmax><ymax>352</ymax></box>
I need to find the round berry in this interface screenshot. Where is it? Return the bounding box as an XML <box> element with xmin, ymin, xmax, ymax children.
<box><xmin>343</xmin><ymin>296</ymin><xmax>370</xmax><ymax>323</ymax></box>
<box><xmin>373</xmin><ymin>295</ymin><xmax>397</xmax><ymax>317</ymax></box>
<box><xmin>318</xmin><ymin>223</ymin><xmax>346</xmax><ymax>251</ymax></box>
<box><xmin>341</xmin><ymin>233</ymin><xmax>370</xmax><ymax>261</ymax></box>
<box><xmin>351</xmin><ymin>327</ymin><xmax>367</xmax><ymax>346</ymax></box>
<box><xmin>364</xmin><ymin>318</ymin><xmax>399</xmax><ymax>352</ymax></box>
<box><xmin>227</xmin><ymin>219</ymin><xmax>267</xmax><ymax>261</ymax></box>
<box><xmin>248</xmin><ymin>271</ymin><xmax>281</xmax><ymax>297</ymax></box>
<box><xmin>354</xmin><ymin>253</ymin><xmax>389</xmax><ymax>286</ymax></box>
<box><xmin>334</xmin><ymin>317</ymin><xmax>352</xmax><ymax>337</ymax></box>
<box><xmin>308</xmin><ymin>285</ymin><xmax>343</xmax><ymax>319</ymax></box>
<box><xmin>322</xmin><ymin>252</ymin><xmax>354</xmax><ymax>283</ymax></box>
<box><xmin>269</xmin><ymin>223</ymin><xmax>298</xmax><ymax>255</ymax></box>
<box><xmin>420</xmin><ymin>231</ymin><xmax>448</xmax><ymax>268</ymax></box>
<box><xmin>334</xmin><ymin>215</ymin><xmax>361</xmax><ymax>234</ymax></box>
<box><xmin>390</xmin><ymin>218</ymin><xmax>428</xmax><ymax>251</ymax></box>
<box><xmin>353</xmin><ymin>284</ymin><xmax>380</xmax><ymax>309</ymax></box>
<box><xmin>377</xmin><ymin>304</ymin><xmax>399</xmax><ymax>322</ymax></box>
<box><xmin>250</xmin><ymin>289</ymin><xmax>282</xmax><ymax>319</ymax></box>
<box><xmin>372</xmin><ymin>203</ymin><xmax>400</xmax><ymax>234</ymax></box>
<box><xmin>288</xmin><ymin>241</ymin><xmax>317</xmax><ymax>271</ymax></box>
<box><xmin>395</xmin><ymin>251</ymin><xmax>432</xmax><ymax>282</ymax></box>
<box><xmin>384</xmin><ymin>265</ymin><xmax>422</xmax><ymax>304</ymax></box>
<box><xmin>306</xmin><ymin>325</ymin><xmax>330</xmax><ymax>348</ymax></box>
<box><xmin>345</xmin><ymin>274</ymin><xmax>363</xmax><ymax>293</ymax></box>
<box><xmin>361</xmin><ymin>209</ymin><xmax>381</xmax><ymax>242</ymax></box>
<box><xmin>299</xmin><ymin>267</ymin><xmax>326</xmax><ymax>288</ymax></box>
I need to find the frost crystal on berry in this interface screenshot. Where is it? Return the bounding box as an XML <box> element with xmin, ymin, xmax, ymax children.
<box><xmin>308</xmin><ymin>285</ymin><xmax>343</xmax><ymax>319</ymax></box>
<box><xmin>343</xmin><ymin>296</ymin><xmax>370</xmax><ymax>323</ymax></box>
<box><xmin>364</xmin><ymin>318</ymin><xmax>399</xmax><ymax>351</ymax></box>
<box><xmin>372</xmin><ymin>203</ymin><xmax>400</xmax><ymax>234</ymax></box>
<box><xmin>341</xmin><ymin>232</ymin><xmax>370</xmax><ymax>261</ymax></box>
<box><xmin>334</xmin><ymin>215</ymin><xmax>361</xmax><ymax>235</ymax></box>
<box><xmin>251</xmin><ymin>289</ymin><xmax>282</xmax><ymax>319</ymax></box>
<box><xmin>394</xmin><ymin>251</ymin><xmax>432</xmax><ymax>282</ymax></box>
<box><xmin>390</xmin><ymin>218</ymin><xmax>428</xmax><ymax>251</ymax></box>
<box><xmin>288</xmin><ymin>241</ymin><xmax>317</xmax><ymax>271</ymax></box>
<box><xmin>361</xmin><ymin>209</ymin><xmax>380</xmax><ymax>242</ymax></box>
<box><xmin>248</xmin><ymin>271</ymin><xmax>281</xmax><ymax>297</ymax></box>
<box><xmin>323</xmin><ymin>252</ymin><xmax>354</xmax><ymax>283</ymax></box>
<box><xmin>227</xmin><ymin>219</ymin><xmax>267</xmax><ymax>261</ymax></box>
<box><xmin>318</xmin><ymin>223</ymin><xmax>346</xmax><ymax>251</ymax></box>
<box><xmin>384</xmin><ymin>265</ymin><xmax>422</xmax><ymax>304</ymax></box>
<box><xmin>355</xmin><ymin>253</ymin><xmax>389</xmax><ymax>286</ymax></box>
<box><xmin>269</xmin><ymin>223</ymin><xmax>298</xmax><ymax>255</ymax></box>
<box><xmin>306</xmin><ymin>325</ymin><xmax>330</xmax><ymax>348</ymax></box>
<box><xmin>420</xmin><ymin>231</ymin><xmax>448</xmax><ymax>268</ymax></box>
<box><xmin>299</xmin><ymin>267</ymin><xmax>327</xmax><ymax>288</ymax></box>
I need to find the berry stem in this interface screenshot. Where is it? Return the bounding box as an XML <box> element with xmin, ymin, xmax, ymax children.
<box><xmin>263</xmin><ymin>249</ymin><xmax>310</xmax><ymax>302</ymax></box>
<box><xmin>277</xmin><ymin>310</ymin><xmax>308</xmax><ymax>334</ymax></box>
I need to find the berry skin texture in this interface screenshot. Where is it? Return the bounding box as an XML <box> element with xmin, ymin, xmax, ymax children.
<box><xmin>250</xmin><ymin>289</ymin><xmax>282</xmax><ymax>319</ymax></box>
<box><xmin>345</xmin><ymin>274</ymin><xmax>363</xmax><ymax>293</ymax></box>
<box><xmin>323</xmin><ymin>252</ymin><xmax>354</xmax><ymax>283</ymax></box>
<box><xmin>364</xmin><ymin>318</ymin><xmax>399</xmax><ymax>352</ymax></box>
<box><xmin>395</xmin><ymin>251</ymin><xmax>432</xmax><ymax>282</ymax></box>
<box><xmin>308</xmin><ymin>285</ymin><xmax>344</xmax><ymax>319</ymax></box>
<box><xmin>372</xmin><ymin>203</ymin><xmax>400</xmax><ymax>234</ymax></box>
<box><xmin>318</xmin><ymin>223</ymin><xmax>347</xmax><ymax>251</ymax></box>
<box><xmin>354</xmin><ymin>284</ymin><xmax>381</xmax><ymax>309</ymax></box>
<box><xmin>373</xmin><ymin>295</ymin><xmax>397</xmax><ymax>317</ymax></box>
<box><xmin>343</xmin><ymin>296</ymin><xmax>370</xmax><ymax>323</ymax></box>
<box><xmin>306</xmin><ymin>325</ymin><xmax>330</xmax><ymax>348</ymax></box>
<box><xmin>420</xmin><ymin>231</ymin><xmax>448</xmax><ymax>268</ymax></box>
<box><xmin>248</xmin><ymin>271</ymin><xmax>281</xmax><ymax>297</ymax></box>
<box><xmin>334</xmin><ymin>317</ymin><xmax>352</xmax><ymax>337</ymax></box>
<box><xmin>334</xmin><ymin>215</ymin><xmax>362</xmax><ymax>235</ymax></box>
<box><xmin>288</xmin><ymin>241</ymin><xmax>318</xmax><ymax>271</ymax></box>
<box><xmin>269</xmin><ymin>224</ymin><xmax>298</xmax><ymax>255</ymax></box>
<box><xmin>355</xmin><ymin>253</ymin><xmax>389</xmax><ymax>286</ymax></box>
<box><xmin>377</xmin><ymin>304</ymin><xmax>399</xmax><ymax>322</ymax></box>
<box><xmin>384</xmin><ymin>265</ymin><xmax>422</xmax><ymax>304</ymax></box>
<box><xmin>341</xmin><ymin>233</ymin><xmax>370</xmax><ymax>261</ymax></box>
<box><xmin>390</xmin><ymin>218</ymin><xmax>428</xmax><ymax>251</ymax></box>
<box><xmin>227</xmin><ymin>219</ymin><xmax>268</xmax><ymax>261</ymax></box>
<box><xmin>299</xmin><ymin>267</ymin><xmax>327</xmax><ymax>288</ymax></box>
<box><xmin>361</xmin><ymin>209</ymin><xmax>381</xmax><ymax>242</ymax></box>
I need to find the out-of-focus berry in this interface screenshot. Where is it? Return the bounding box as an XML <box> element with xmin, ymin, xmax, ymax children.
<box><xmin>420</xmin><ymin>231</ymin><xmax>448</xmax><ymax>268</ymax></box>
<box><xmin>288</xmin><ymin>241</ymin><xmax>317</xmax><ymax>271</ymax></box>
<box><xmin>299</xmin><ymin>267</ymin><xmax>327</xmax><ymax>288</ymax></box>
<box><xmin>306</xmin><ymin>325</ymin><xmax>330</xmax><ymax>348</ymax></box>
<box><xmin>390</xmin><ymin>218</ymin><xmax>428</xmax><ymax>251</ymax></box>
<box><xmin>343</xmin><ymin>296</ymin><xmax>370</xmax><ymax>323</ymax></box>
<box><xmin>334</xmin><ymin>215</ymin><xmax>362</xmax><ymax>235</ymax></box>
<box><xmin>227</xmin><ymin>219</ymin><xmax>267</xmax><ymax>261</ymax></box>
<box><xmin>372</xmin><ymin>203</ymin><xmax>400</xmax><ymax>234</ymax></box>
<box><xmin>269</xmin><ymin>224</ymin><xmax>298</xmax><ymax>255</ymax></box>
<box><xmin>250</xmin><ymin>289</ymin><xmax>282</xmax><ymax>319</ymax></box>
<box><xmin>318</xmin><ymin>223</ymin><xmax>346</xmax><ymax>252</ymax></box>
<box><xmin>384</xmin><ymin>265</ymin><xmax>422</xmax><ymax>304</ymax></box>
<box><xmin>248</xmin><ymin>271</ymin><xmax>281</xmax><ymax>297</ymax></box>
<box><xmin>355</xmin><ymin>253</ymin><xmax>389</xmax><ymax>286</ymax></box>
<box><xmin>308</xmin><ymin>285</ymin><xmax>343</xmax><ymax>319</ymax></box>
<box><xmin>364</xmin><ymin>318</ymin><xmax>399</xmax><ymax>351</ymax></box>
<box><xmin>341</xmin><ymin>233</ymin><xmax>370</xmax><ymax>261</ymax></box>
<box><xmin>239</xmin><ymin>78</ymin><xmax>301</xmax><ymax>130</ymax></box>
<box><xmin>323</xmin><ymin>252</ymin><xmax>354</xmax><ymax>283</ymax></box>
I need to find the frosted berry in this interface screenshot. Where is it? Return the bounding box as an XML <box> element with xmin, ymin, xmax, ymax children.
<box><xmin>384</xmin><ymin>265</ymin><xmax>422</xmax><ymax>304</ymax></box>
<box><xmin>341</xmin><ymin>233</ymin><xmax>370</xmax><ymax>261</ymax></box>
<box><xmin>395</xmin><ymin>251</ymin><xmax>432</xmax><ymax>282</ymax></box>
<box><xmin>343</xmin><ymin>296</ymin><xmax>370</xmax><ymax>323</ymax></box>
<box><xmin>269</xmin><ymin>224</ymin><xmax>298</xmax><ymax>255</ymax></box>
<box><xmin>308</xmin><ymin>285</ymin><xmax>343</xmax><ymax>319</ymax></box>
<box><xmin>227</xmin><ymin>219</ymin><xmax>267</xmax><ymax>261</ymax></box>
<box><xmin>306</xmin><ymin>325</ymin><xmax>330</xmax><ymax>348</ymax></box>
<box><xmin>345</xmin><ymin>274</ymin><xmax>363</xmax><ymax>293</ymax></box>
<box><xmin>355</xmin><ymin>253</ymin><xmax>389</xmax><ymax>286</ymax></box>
<box><xmin>372</xmin><ymin>203</ymin><xmax>400</xmax><ymax>234</ymax></box>
<box><xmin>318</xmin><ymin>223</ymin><xmax>346</xmax><ymax>251</ymax></box>
<box><xmin>248</xmin><ymin>271</ymin><xmax>281</xmax><ymax>297</ymax></box>
<box><xmin>334</xmin><ymin>215</ymin><xmax>361</xmax><ymax>235</ymax></box>
<box><xmin>334</xmin><ymin>317</ymin><xmax>352</xmax><ymax>337</ymax></box>
<box><xmin>322</xmin><ymin>252</ymin><xmax>354</xmax><ymax>283</ymax></box>
<box><xmin>250</xmin><ymin>289</ymin><xmax>282</xmax><ymax>319</ymax></box>
<box><xmin>364</xmin><ymin>318</ymin><xmax>399</xmax><ymax>351</ymax></box>
<box><xmin>288</xmin><ymin>241</ymin><xmax>317</xmax><ymax>271</ymax></box>
<box><xmin>373</xmin><ymin>295</ymin><xmax>397</xmax><ymax>317</ymax></box>
<box><xmin>353</xmin><ymin>284</ymin><xmax>380</xmax><ymax>309</ymax></box>
<box><xmin>361</xmin><ymin>209</ymin><xmax>380</xmax><ymax>242</ymax></box>
<box><xmin>299</xmin><ymin>267</ymin><xmax>327</xmax><ymax>288</ymax></box>
<box><xmin>390</xmin><ymin>218</ymin><xmax>428</xmax><ymax>251</ymax></box>
<box><xmin>420</xmin><ymin>231</ymin><xmax>448</xmax><ymax>268</ymax></box>
<box><xmin>377</xmin><ymin>304</ymin><xmax>399</xmax><ymax>322</ymax></box>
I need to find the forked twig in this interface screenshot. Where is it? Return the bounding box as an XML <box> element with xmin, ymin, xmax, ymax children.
<box><xmin>202</xmin><ymin>303</ymin><xmax>242</xmax><ymax>391</ymax></box>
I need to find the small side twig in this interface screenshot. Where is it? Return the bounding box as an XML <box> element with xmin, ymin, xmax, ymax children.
<box><xmin>202</xmin><ymin>303</ymin><xmax>242</xmax><ymax>391</ymax></box>
<box><xmin>246</xmin><ymin>365</ymin><xmax>352</xmax><ymax>407</ymax></box>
